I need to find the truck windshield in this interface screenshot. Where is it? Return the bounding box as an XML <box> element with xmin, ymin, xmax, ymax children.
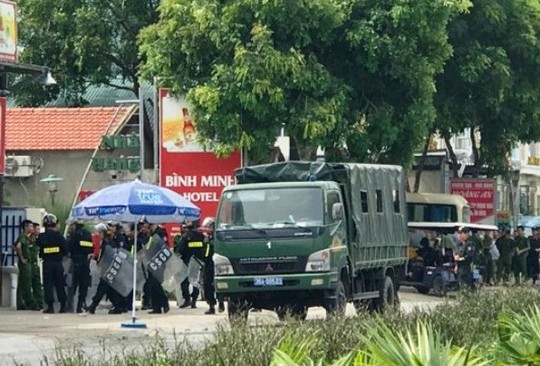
<box><xmin>217</xmin><ymin>187</ymin><xmax>324</xmax><ymax>229</ymax></box>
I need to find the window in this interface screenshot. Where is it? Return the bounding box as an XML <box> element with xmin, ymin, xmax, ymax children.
<box><xmin>360</xmin><ymin>190</ymin><xmax>368</xmax><ymax>213</ymax></box>
<box><xmin>376</xmin><ymin>189</ymin><xmax>383</xmax><ymax>213</ymax></box>
<box><xmin>326</xmin><ymin>190</ymin><xmax>341</xmax><ymax>223</ymax></box>
<box><xmin>392</xmin><ymin>189</ymin><xmax>400</xmax><ymax>213</ymax></box>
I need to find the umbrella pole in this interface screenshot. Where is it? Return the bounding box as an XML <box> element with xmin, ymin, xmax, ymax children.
<box><xmin>121</xmin><ymin>221</ymin><xmax>147</xmax><ymax>329</ymax></box>
<box><xmin>131</xmin><ymin>227</ymin><xmax>138</xmax><ymax>322</ymax></box>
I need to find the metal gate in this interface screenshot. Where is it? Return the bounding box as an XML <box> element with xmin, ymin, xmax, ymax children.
<box><xmin>1</xmin><ymin>207</ymin><xmax>25</xmax><ymax>266</ymax></box>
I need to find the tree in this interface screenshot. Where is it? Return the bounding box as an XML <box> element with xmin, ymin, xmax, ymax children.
<box><xmin>436</xmin><ymin>0</ymin><xmax>540</xmax><ymax>177</ymax></box>
<box><xmin>140</xmin><ymin>0</ymin><xmax>469</xmax><ymax>165</ymax></box>
<box><xmin>15</xmin><ymin>0</ymin><xmax>160</xmax><ymax>106</ymax></box>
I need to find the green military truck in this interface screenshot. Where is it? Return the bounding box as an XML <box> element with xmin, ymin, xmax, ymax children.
<box><xmin>213</xmin><ymin>161</ymin><xmax>408</xmax><ymax>320</ymax></box>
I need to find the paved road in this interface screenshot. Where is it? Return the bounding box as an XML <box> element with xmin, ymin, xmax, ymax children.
<box><xmin>0</xmin><ymin>287</ymin><xmax>443</xmax><ymax>365</ymax></box>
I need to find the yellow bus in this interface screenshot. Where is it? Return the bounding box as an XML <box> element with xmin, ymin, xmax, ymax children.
<box><xmin>406</xmin><ymin>193</ymin><xmax>471</xmax><ymax>224</ymax></box>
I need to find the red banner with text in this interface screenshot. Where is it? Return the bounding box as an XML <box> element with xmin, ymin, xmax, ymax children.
<box><xmin>159</xmin><ymin>89</ymin><xmax>242</xmax><ymax>241</ymax></box>
<box><xmin>450</xmin><ymin>178</ymin><xmax>496</xmax><ymax>224</ymax></box>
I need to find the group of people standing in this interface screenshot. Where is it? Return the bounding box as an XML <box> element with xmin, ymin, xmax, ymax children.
<box><xmin>413</xmin><ymin>224</ymin><xmax>540</xmax><ymax>289</ymax></box>
<box><xmin>14</xmin><ymin>213</ymin><xmax>223</xmax><ymax>315</ymax></box>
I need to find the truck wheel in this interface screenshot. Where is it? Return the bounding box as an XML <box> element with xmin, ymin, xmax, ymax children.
<box><xmin>415</xmin><ymin>285</ymin><xmax>430</xmax><ymax>295</ymax></box>
<box><xmin>227</xmin><ymin>298</ymin><xmax>249</xmax><ymax>323</ymax></box>
<box><xmin>375</xmin><ymin>276</ymin><xmax>396</xmax><ymax>311</ymax></box>
<box><xmin>325</xmin><ymin>280</ymin><xmax>347</xmax><ymax>317</ymax></box>
<box><xmin>432</xmin><ymin>276</ymin><xmax>447</xmax><ymax>297</ymax></box>
<box><xmin>276</xmin><ymin>305</ymin><xmax>308</xmax><ymax>321</ymax></box>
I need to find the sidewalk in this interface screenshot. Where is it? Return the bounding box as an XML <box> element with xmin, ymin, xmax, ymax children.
<box><xmin>0</xmin><ymin>300</ymin><xmax>223</xmax><ymax>365</ymax></box>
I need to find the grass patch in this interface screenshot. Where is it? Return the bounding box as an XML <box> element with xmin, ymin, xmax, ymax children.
<box><xmin>46</xmin><ymin>287</ymin><xmax>540</xmax><ymax>365</ymax></box>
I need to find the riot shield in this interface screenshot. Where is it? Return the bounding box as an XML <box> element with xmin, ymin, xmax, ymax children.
<box><xmin>143</xmin><ymin>234</ymin><xmax>173</xmax><ymax>283</ymax></box>
<box><xmin>162</xmin><ymin>253</ymin><xmax>184</xmax><ymax>293</ymax></box>
<box><xmin>98</xmin><ymin>246</ymin><xmax>134</xmax><ymax>297</ymax></box>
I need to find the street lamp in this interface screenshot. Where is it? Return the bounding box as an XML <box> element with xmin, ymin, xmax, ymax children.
<box><xmin>40</xmin><ymin>174</ymin><xmax>63</xmax><ymax>206</ymax></box>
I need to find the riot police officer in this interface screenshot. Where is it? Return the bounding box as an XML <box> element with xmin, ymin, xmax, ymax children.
<box><xmin>174</xmin><ymin>220</ymin><xmax>205</xmax><ymax>309</ymax></box>
<box><xmin>67</xmin><ymin>219</ymin><xmax>94</xmax><ymax>313</ymax></box>
<box><xmin>143</xmin><ymin>223</ymin><xmax>170</xmax><ymax>314</ymax></box>
<box><xmin>37</xmin><ymin>213</ymin><xmax>68</xmax><ymax>313</ymax></box>
<box><xmin>201</xmin><ymin>217</ymin><xmax>223</xmax><ymax>314</ymax></box>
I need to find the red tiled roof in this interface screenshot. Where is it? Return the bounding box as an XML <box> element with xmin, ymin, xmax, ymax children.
<box><xmin>6</xmin><ymin>106</ymin><xmax>135</xmax><ymax>151</ymax></box>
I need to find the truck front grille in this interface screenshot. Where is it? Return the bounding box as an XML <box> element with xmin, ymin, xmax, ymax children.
<box><xmin>233</xmin><ymin>258</ymin><xmax>307</xmax><ymax>274</ymax></box>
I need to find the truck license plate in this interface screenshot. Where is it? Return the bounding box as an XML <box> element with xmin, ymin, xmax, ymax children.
<box><xmin>254</xmin><ymin>277</ymin><xmax>283</xmax><ymax>286</ymax></box>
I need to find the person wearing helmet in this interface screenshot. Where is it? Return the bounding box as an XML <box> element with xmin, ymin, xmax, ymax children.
<box><xmin>66</xmin><ymin>219</ymin><xmax>94</xmax><ymax>313</ymax></box>
<box><xmin>85</xmin><ymin>223</ymin><xmax>126</xmax><ymax>315</ymax></box>
<box><xmin>200</xmin><ymin>217</ymin><xmax>223</xmax><ymax>314</ymax></box>
<box><xmin>141</xmin><ymin>222</ymin><xmax>170</xmax><ymax>314</ymax></box>
<box><xmin>37</xmin><ymin>213</ymin><xmax>68</xmax><ymax>313</ymax></box>
<box><xmin>174</xmin><ymin>220</ymin><xmax>204</xmax><ymax>309</ymax></box>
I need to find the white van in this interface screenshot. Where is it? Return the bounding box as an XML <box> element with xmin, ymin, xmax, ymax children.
<box><xmin>406</xmin><ymin>193</ymin><xmax>471</xmax><ymax>224</ymax></box>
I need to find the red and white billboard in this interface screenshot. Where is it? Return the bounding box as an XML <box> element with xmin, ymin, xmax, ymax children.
<box><xmin>0</xmin><ymin>1</ymin><xmax>17</xmax><ymax>63</ymax></box>
<box><xmin>450</xmin><ymin>178</ymin><xmax>496</xmax><ymax>223</ymax></box>
<box><xmin>0</xmin><ymin>97</ymin><xmax>5</xmax><ymax>174</ymax></box>
<box><xmin>159</xmin><ymin>89</ymin><xmax>242</xmax><ymax>240</ymax></box>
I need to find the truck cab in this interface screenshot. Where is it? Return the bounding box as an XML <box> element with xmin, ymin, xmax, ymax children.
<box><xmin>214</xmin><ymin>161</ymin><xmax>408</xmax><ymax>321</ymax></box>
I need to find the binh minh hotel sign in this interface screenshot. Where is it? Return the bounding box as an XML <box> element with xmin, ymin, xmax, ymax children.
<box><xmin>0</xmin><ymin>1</ymin><xmax>17</xmax><ymax>63</ymax></box>
<box><xmin>159</xmin><ymin>89</ymin><xmax>242</xmax><ymax>239</ymax></box>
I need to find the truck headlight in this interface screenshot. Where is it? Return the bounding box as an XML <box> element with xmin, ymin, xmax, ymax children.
<box><xmin>214</xmin><ymin>254</ymin><xmax>234</xmax><ymax>275</ymax></box>
<box><xmin>305</xmin><ymin>249</ymin><xmax>331</xmax><ymax>272</ymax></box>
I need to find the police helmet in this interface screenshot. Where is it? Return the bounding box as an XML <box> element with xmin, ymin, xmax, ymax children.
<box><xmin>42</xmin><ymin>213</ymin><xmax>58</xmax><ymax>227</ymax></box>
<box><xmin>202</xmin><ymin>217</ymin><xmax>216</xmax><ymax>230</ymax></box>
<box><xmin>95</xmin><ymin>223</ymin><xmax>108</xmax><ymax>233</ymax></box>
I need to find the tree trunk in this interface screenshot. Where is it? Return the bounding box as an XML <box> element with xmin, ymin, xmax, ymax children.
<box><xmin>470</xmin><ymin>128</ymin><xmax>480</xmax><ymax>177</ymax></box>
<box><xmin>444</xmin><ymin>134</ymin><xmax>459</xmax><ymax>178</ymax></box>
<box><xmin>413</xmin><ymin>131</ymin><xmax>433</xmax><ymax>193</ymax></box>
<box><xmin>291</xmin><ymin>138</ymin><xmax>316</xmax><ymax>161</ymax></box>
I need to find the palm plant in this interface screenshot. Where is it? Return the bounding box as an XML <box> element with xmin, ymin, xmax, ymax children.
<box><xmin>270</xmin><ymin>320</ymin><xmax>489</xmax><ymax>366</ymax></box>
<box><xmin>358</xmin><ymin>320</ymin><xmax>489</xmax><ymax>366</ymax></box>
<box><xmin>497</xmin><ymin>305</ymin><xmax>540</xmax><ymax>365</ymax></box>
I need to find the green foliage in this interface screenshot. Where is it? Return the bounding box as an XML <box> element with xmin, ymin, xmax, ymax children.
<box><xmin>357</xmin><ymin>320</ymin><xmax>488</xmax><ymax>366</ymax></box>
<box><xmin>16</xmin><ymin>0</ymin><xmax>160</xmax><ymax>106</ymax></box>
<box><xmin>497</xmin><ymin>305</ymin><xmax>540</xmax><ymax>365</ymax></box>
<box><xmin>47</xmin><ymin>288</ymin><xmax>540</xmax><ymax>365</ymax></box>
<box><xmin>140</xmin><ymin>0</ymin><xmax>469</xmax><ymax>166</ymax></box>
<box><xmin>436</xmin><ymin>0</ymin><xmax>540</xmax><ymax>175</ymax></box>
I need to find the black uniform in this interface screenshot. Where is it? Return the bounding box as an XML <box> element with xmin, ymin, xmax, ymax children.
<box><xmin>202</xmin><ymin>232</ymin><xmax>217</xmax><ymax>308</ymax></box>
<box><xmin>67</xmin><ymin>227</ymin><xmax>94</xmax><ymax>312</ymax></box>
<box><xmin>457</xmin><ymin>240</ymin><xmax>475</xmax><ymax>288</ymax></box>
<box><xmin>528</xmin><ymin>236</ymin><xmax>540</xmax><ymax>283</ymax></box>
<box><xmin>37</xmin><ymin>229</ymin><xmax>68</xmax><ymax>312</ymax></box>
<box><xmin>175</xmin><ymin>228</ymin><xmax>205</xmax><ymax>306</ymax></box>
<box><xmin>87</xmin><ymin>236</ymin><xmax>124</xmax><ymax>314</ymax></box>
<box><xmin>144</xmin><ymin>227</ymin><xmax>170</xmax><ymax>314</ymax></box>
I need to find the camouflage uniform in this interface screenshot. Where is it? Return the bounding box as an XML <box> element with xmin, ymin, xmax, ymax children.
<box><xmin>28</xmin><ymin>236</ymin><xmax>43</xmax><ymax>309</ymax></box>
<box><xmin>15</xmin><ymin>234</ymin><xmax>38</xmax><ymax>310</ymax></box>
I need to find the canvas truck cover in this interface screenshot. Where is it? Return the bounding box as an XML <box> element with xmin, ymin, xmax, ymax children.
<box><xmin>235</xmin><ymin>161</ymin><xmax>408</xmax><ymax>269</ymax></box>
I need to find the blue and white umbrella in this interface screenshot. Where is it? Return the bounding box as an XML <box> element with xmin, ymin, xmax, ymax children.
<box><xmin>72</xmin><ymin>179</ymin><xmax>200</xmax><ymax>223</ymax></box>
<box><xmin>71</xmin><ymin>179</ymin><xmax>200</xmax><ymax>328</ymax></box>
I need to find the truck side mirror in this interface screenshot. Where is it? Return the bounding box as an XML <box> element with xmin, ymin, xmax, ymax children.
<box><xmin>332</xmin><ymin>203</ymin><xmax>343</xmax><ymax>220</ymax></box>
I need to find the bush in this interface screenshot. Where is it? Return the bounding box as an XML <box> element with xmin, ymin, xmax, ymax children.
<box><xmin>50</xmin><ymin>287</ymin><xmax>540</xmax><ymax>366</ymax></box>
